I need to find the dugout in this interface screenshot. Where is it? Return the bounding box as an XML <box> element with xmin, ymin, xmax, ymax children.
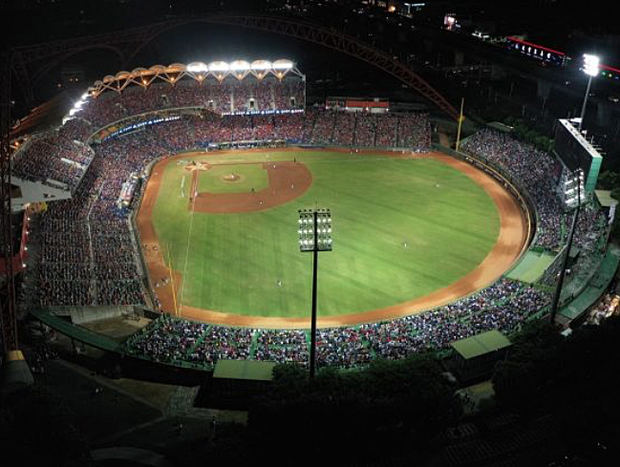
<box><xmin>448</xmin><ymin>330</ymin><xmax>512</xmax><ymax>383</ymax></box>
<box><xmin>195</xmin><ymin>360</ymin><xmax>276</xmax><ymax>409</ymax></box>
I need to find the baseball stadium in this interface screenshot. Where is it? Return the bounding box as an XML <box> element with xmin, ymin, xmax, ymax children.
<box><xmin>4</xmin><ymin>55</ymin><xmax>615</xmax><ymax>374</ymax></box>
<box><xmin>4</xmin><ymin>4</ymin><xmax>620</xmax><ymax>465</ymax></box>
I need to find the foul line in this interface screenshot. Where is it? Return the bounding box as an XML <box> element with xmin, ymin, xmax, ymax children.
<box><xmin>179</xmin><ymin>172</ymin><xmax>198</xmax><ymax>311</ymax></box>
<box><xmin>180</xmin><ymin>174</ymin><xmax>186</xmax><ymax>198</ymax></box>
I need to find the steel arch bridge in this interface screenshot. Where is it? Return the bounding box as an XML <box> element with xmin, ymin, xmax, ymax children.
<box><xmin>11</xmin><ymin>15</ymin><xmax>459</xmax><ymax>120</ymax></box>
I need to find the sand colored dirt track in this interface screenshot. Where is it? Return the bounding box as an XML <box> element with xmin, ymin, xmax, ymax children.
<box><xmin>136</xmin><ymin>149</ymin><xmax>529</xmax><ymax>329</ymax></box>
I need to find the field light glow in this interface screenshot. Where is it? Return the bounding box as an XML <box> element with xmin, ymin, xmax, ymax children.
<box><xmin>583</xmin><ymin>54</ymin><xmax>600</xmax><ymax>77</ymax></box>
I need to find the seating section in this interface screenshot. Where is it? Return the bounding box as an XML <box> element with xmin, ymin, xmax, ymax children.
<box><xmin>12</xmin><ymin>129</ymin><xmax>94</xmax><ymax>192</ymax></box>
<box><xmin>332</xmin><ymin>112</ymin><xmax>355</xmax><ymax>146</ymax></box>
<box><xmin>354</xmin><ymin>113</ymin><xmax>376</xmax><ymax>146</ymax></box>
<box><xmin>375</xmin><ymin>114</ymin><xmax>398</xmax><ymax>147</ymax></box>
<box><xmin>58</xmin><ymin>118</ymin><xmax>93</xmax><ymax>143</ymax></box>
<box><xmin>461</xmin><ymin>129</ymin><xmax>607</xmax><ymax>252</ymax></box>
<box><xmin>122</xmin><ymin>278</ymin><xmax>550</xmax><ymax>369</ymax></box>
<box><xmin>79</xmin><ymin>77</ymin><xmax>305</xmax><ymax>129</ymax></box>
<box><xmin>397</xmin><ymin>113</ymin><xmax>431</xmax><ymax>151</ymax></box>
<box><xmin>309</xmin><ymin>110</ymin><xmax>336</xmax><ymax>144</ymax></box>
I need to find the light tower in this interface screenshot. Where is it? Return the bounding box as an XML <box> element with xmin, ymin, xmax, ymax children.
<box><xmin>550</xmin><ymin>169</ymin><xmax>583</xmax><ymax>324</ymax></box>
<box><xmin>579</xmin><ymin>54</ymin><xmax>600</xmax><ymax>130</ymax></box>
<box><xmin>298</xmin><ymin>208</ymin><xmax>332</xmax><ymax>378</ymax></box>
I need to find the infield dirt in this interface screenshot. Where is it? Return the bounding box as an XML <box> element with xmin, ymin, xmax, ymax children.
<box><xmin>188</xmin><ymin>161</ymin><xmax>312</xmax><ymax>213</ymax></box>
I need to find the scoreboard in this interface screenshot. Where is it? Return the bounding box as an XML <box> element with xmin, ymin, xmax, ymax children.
<box><xmin>506</xmin><ymin>36</ymin><xmax>569</xmax><ymax>67</ymax></box>
<box><xmin>325</xmin><ymin>96</ymin><xmax>389</xmax><ymax>113</ymax></box>
<box><xmin>554</xmin><ymin>119</ymin><xmax>603</xmax><ymax>193</ymax></box>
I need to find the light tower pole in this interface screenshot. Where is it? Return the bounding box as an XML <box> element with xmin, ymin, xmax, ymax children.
<box><xmin>550</xmin><ymin>169</ymin><xmax>583</xmax><ymax>323</ymax></box>
<box><xmin>579</xmin><ymin>54</ymin><xmax>600</xmax><ymax>130</ymax></box>
<box><xmin>298</xmin><ymin>208</ymin><xmax>332</xmax><ymax>378</ymax></box>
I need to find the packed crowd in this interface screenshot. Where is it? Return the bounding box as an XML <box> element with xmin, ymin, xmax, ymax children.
<box><xmin>461</xmin><ymin>129</ymin><xmax>606</xmax><ymax>252</ymax></box>
<box><xmin>85</xmin><ymin>109</ymin><xmax>431</xmax><ymax>151</ymax></box>
<box><xmin>123</xmin><ymin>278</ymin><xmax>550</xmax><ymax>368</ymax></box>
<box><xmin>125</xmin><ymin>316</ymin><xmax>208</xmax><ymax>363</ymax></box>
<box><xmin>58</xmin><ymin>117</ymin><xmax>94</xmax><ymax>143</ymax></box>
<box><xmin>186</xmin><ymin>326</ymin><xmax>255</xmax><ymax>364</ymax></box>
<box><xmin>354</xmin><ymin>112</ymin><xmax>377</xmax><ymax>146</ymax></box>
<box><xmin>331</xmin><ymin>112</ymin><xmax>355</xmax><ymax>146</ymax></box>
<box><xmin>12</xmin><ymin>130</ymin><xmax>94</xmax><ymax>191</ymax></box>
<box><xmin>396</xmin><ymin>111</ymin><xmax>431</xmax><ymax>150</ymax></box>
<box><xmin>375</xmin><ymin>114</ymin><xmax>399</xmax><ymax>147</ymax></box>
<box><xmin>35</xmin><ymin>129</ymin><xmax>172</xmax><ymax>307</ymax></box>
<box><xmin>79</xmin><ymin>76</ymin><xmax>305</xmax><ymax>128</ymax></box>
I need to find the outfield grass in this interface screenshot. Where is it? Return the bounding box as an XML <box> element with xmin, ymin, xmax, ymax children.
<box><xmin>151</xmin><ymin>151</ymin><xmax>500</xmax><ymax>318</ymax></box>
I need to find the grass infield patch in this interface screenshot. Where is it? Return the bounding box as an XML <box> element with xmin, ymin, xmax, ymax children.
<box><xmin>197</xmin><ymin>163</ymin><xmax>269</xmax><ymax>194</ymax></box>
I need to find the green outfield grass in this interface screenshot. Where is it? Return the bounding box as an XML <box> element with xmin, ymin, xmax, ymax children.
<box><xmin>197</xmin><ymin>163</ymin><xmax>269</xmax><ymax>194</ymax></box>
<box><xmin>150</xmin><ymin>151</ymin><xmax>500</xmax><ymax>318</ymax></box>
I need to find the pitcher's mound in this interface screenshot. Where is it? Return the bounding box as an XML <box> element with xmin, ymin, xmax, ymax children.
<box><xmin>222</xmin><ymin>173</ymin><xmax>242</xmax><ymax>183</ymax></box>
<box><xmin>190</xmin><ymin>161</ymin><xmax>312</xmax><ymax>213</ymax></box>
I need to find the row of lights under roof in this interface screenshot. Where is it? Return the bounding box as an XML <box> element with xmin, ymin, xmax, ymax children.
<box><xmin>187</xmin><ymin>59</ymin><xmax>294</xmax><ymax>73</ymax></box>
<box><xmin>67</xmin><ymin>92</ymin><xmax>91</xmax><ymax>118</ymax></box>
<box><xmin>63</xmin><ymin>60</ymin><xmax>295</xmax><ymax>121</ymax></box>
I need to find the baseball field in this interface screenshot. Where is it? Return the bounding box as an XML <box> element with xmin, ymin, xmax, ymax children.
<box><xmin>136</xmin><ymin>149</ymin><xmax>527</xmax><ymax>328</ymax></box>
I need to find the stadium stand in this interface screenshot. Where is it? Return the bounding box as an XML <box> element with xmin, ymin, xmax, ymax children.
<box><xmin>331</xmin><ymin>112</ymin><xmax>355</xmax><ymax>146</ymax></box>
<box><xmin>12</xmin><ymin>130</ymin><xmax>94</xmax><ymax>192</ymax></box>
<box><xmin>375</xmin><ymin>113</ymin><xmax>398</xmax><ymax>147</ymax></box>
<box><xmin>121</xmin><ymin>278</ymin><xmax>550</xmax><ymax>369</ymax></box>
<box><xmin>354</xmin><ymin>113</ymin><xmax>376</xmax><ymax>147</ymax></box>
<box><xmin>309</xmin><ymin>109</ymin><xmax>336</xmax><ymax>144</ymax></box>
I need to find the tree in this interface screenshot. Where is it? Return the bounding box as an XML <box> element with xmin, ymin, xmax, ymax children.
<box><xmin>249</xmin><ymin>355</ymin><xmax>461</xmax><ymax>465</ymax></box>
<box><xmin>492</xmin><ymin>317</ymin><xmax>620</xmax><ymax>462</ymax></box>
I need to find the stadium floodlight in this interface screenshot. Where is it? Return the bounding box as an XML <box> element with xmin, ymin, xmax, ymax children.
<box><xmin>579</xmin><ymin>54</ymin><xmax>600</xmax><ymax>130</ymax></box>
<box><xmin>208</xmin><ymin>61</ymin><xmax>230</xmax><ymax>72</ymax></box>
<box><xmin>583</xmin><ymin>54</ymin><xmax>600</xmax><ymax>77</ymax></box>
<box><xmin>187</xmin><ymin>62</ymin><xmax>208</xmax><ymax>73</ymax></box>
<box><xmin>272</xmin><ymin>59</ymin><xmax>294</xmax><ymax>70</ymax></box>
<box><xmin>230</xmin><ymin>60</ymin><xmax>250</xmax><ymax>71</ymax></box>
<box><xmin>298</xmin><ymin>209</ymin><xmax>332</xmax><ymax>252</ymax></box>
<box><xmin>550</xmin><ymin>169</ymin><xmax>582</xmax><ymax>323</ymax></box>
<box><xmin>230</xmin><ymin>60</ymin><xmax>251</xmax><ymax>80</ymax></box>
<box><xmin>297</xmin><ymin>208</ymin><xmax>333</xmax><ymax>378</ymax></box>
<box><xmin>251</xmin><ymin>60</ymin><xmax>272</xmax><ymax>70</ymax></box>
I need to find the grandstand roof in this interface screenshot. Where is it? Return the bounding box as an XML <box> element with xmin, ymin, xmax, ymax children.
<box><xmin>595</xmin><ymin>190</ymin><xmax>619</xmax><ymax>208</ymax></box>
<box><xmin>88</xmin><ymin>60</ymin><xmax>304</xmax><ymax>97</ymax></box>
<box><xmin>451</xmin><ymin>330</ymin><xmax>511</xmax><ymax>360</ymax></box>
<box><xmin>213</xmin><ymin>359</ymin><xmax>275</xmax><ymax>381</ymax></box>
